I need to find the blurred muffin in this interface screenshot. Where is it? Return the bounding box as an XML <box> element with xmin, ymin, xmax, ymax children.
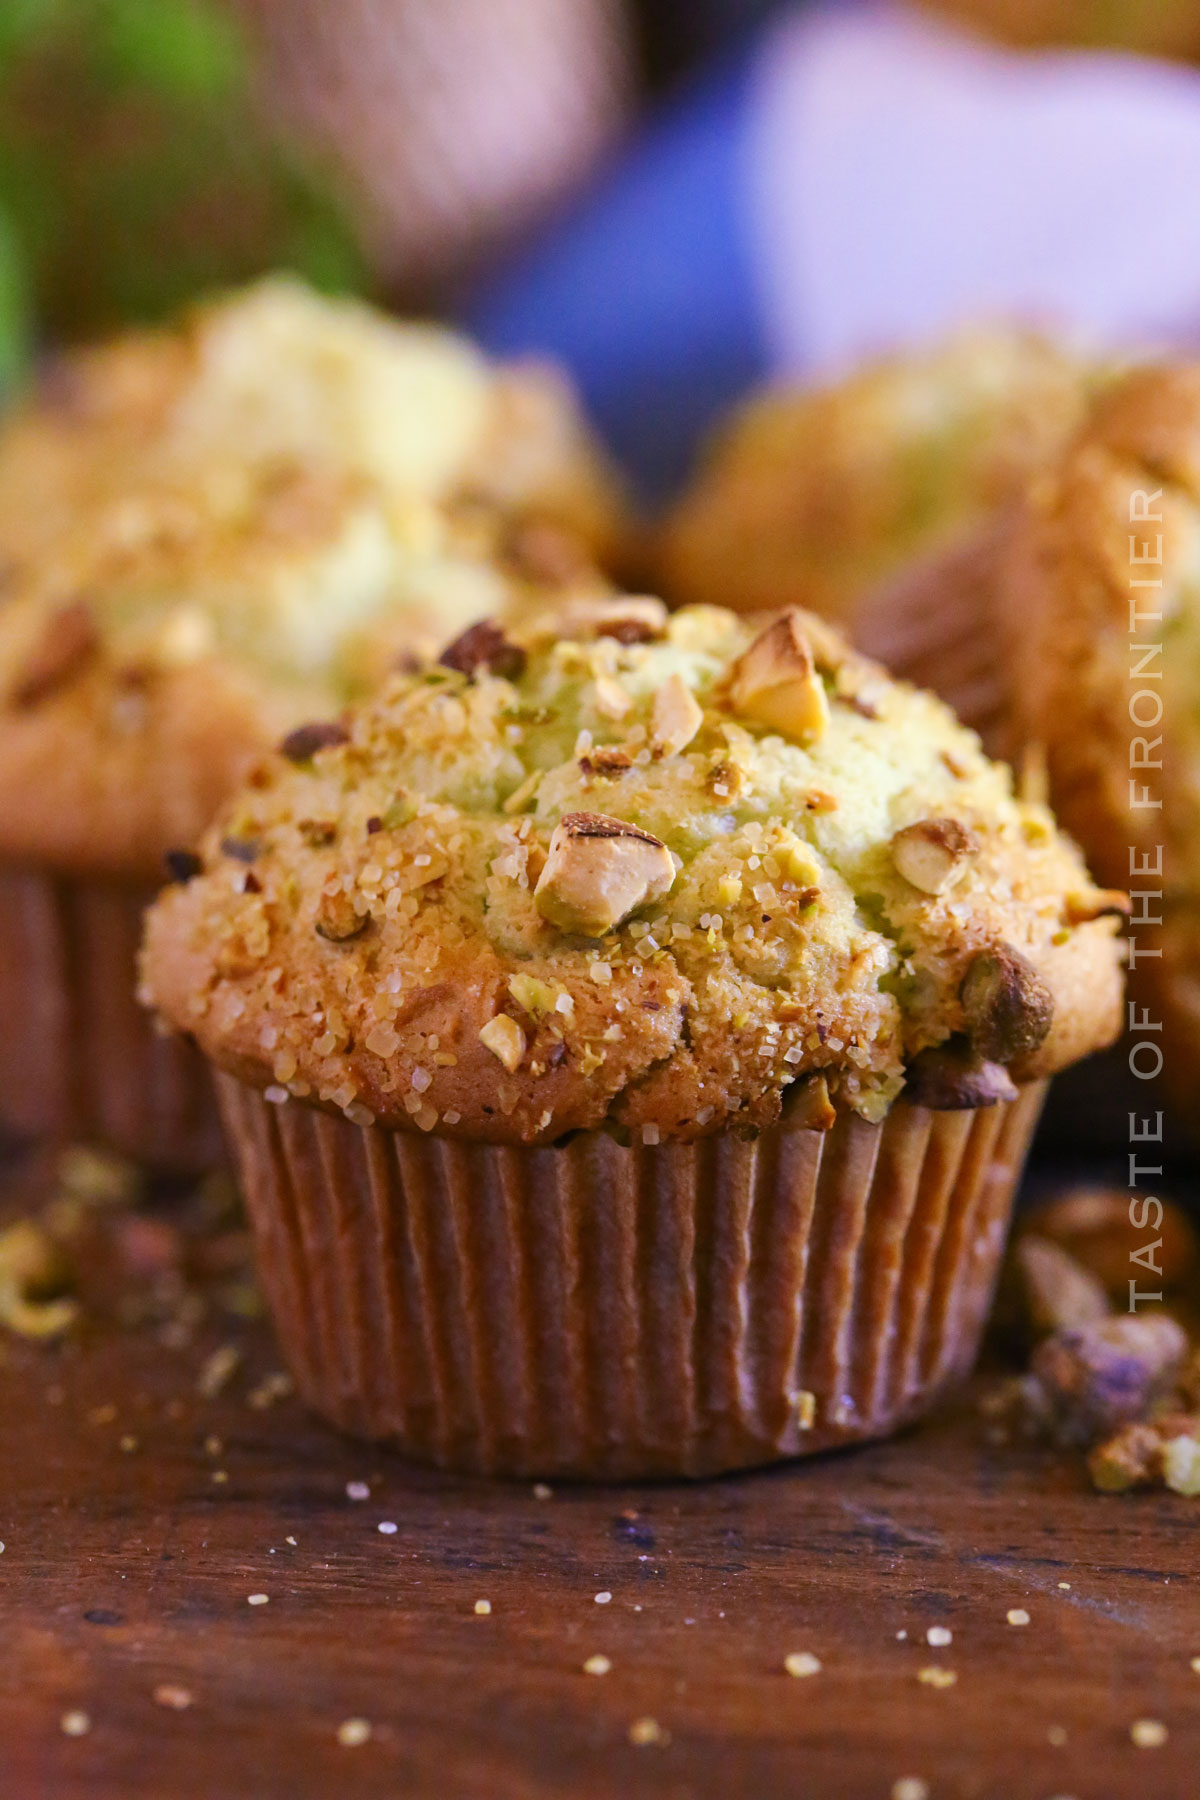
<box><xmin>657</xmin><ymin>329</ymin><xmax>1092</xmax><ymax>636</ymax></box>
<box><xmin>1003</xmin><ymin>363</ymin><xmax>1200</xmax><ymax>1119</ymax></box>
<box><xmin>142</xmin><ymin>599</ymin><xmax>1122</xmax><ymax>1475</ymax></box>
<box><xmin>0</xmin><ymin>277</ymin><xmax>622</xmax><ymax>1169</ymax></box>
<box><xmin>0</xmin><ymin>275</ymin><xmax>623</xmax><ymax>569</ymax></box>
<box><xmin>918</xmin><ymin>0</ymin><xmax>1200</xmax><ymax>59</ymax></box>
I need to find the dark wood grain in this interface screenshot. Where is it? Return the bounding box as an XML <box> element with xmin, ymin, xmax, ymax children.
<box><xmin>0</xmin><ymin>1158</ymin><xmax>1197</xmax><ymax>1800</ymax></box>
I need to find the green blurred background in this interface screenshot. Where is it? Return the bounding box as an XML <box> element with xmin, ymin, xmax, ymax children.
<box><xmin>2</xmin><ymin>0</ymin><xmax>1194</xmax><ymax>393</ymax></box>
<box><xmin>0</xmin><ymin>0</ymin><xmax>368</xmax><ymax>384</ymax></box>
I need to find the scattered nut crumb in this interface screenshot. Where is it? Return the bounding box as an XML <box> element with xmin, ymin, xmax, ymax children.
<box><xmin>474</xmin><ymin>1599</ymin><xmax>492</xmax><ymax>1616</ymax></box>
<box><xmin>917</xmin><ymin>1667</ymin><xmax>957</xmax><ymax>1689</ymax></box>
<box><xmin>1034</xmin><ymin>1315</ymin><xmax>1188</xmax><ymax>1444</ymax></box>
<box><xmin>196</xmin><ymin>1344</ymin><xmax>241</xmax><ymax>1400</ymax></box>
<box><xmin>628</xmin><ymin>1717</ymin><xmax>669</xmax><ymax>1748</ymax></box>
<box><xmin>925</xmin><ymin>1627</ymin><xmax>952</xmax><ymax>1648</ymax></box>
<box><xmin>336</xmin><ymin>1718</ymin><xmax>372</xmax><ymax>1748</ymax></box>
<box><xmin>783</xmin><ymin>1652</ymin><xmax>821</xmax><ymax>1678</ymax></box>
<box><xmin>153</xmin><ymin>1684</ymin><xmax>193</xmax><ymax>1711</ymax></box>
<box><xmin>346</xmin><ymin>1481</ymin><xmax>370</xmax><ymax>1501</ymax></box>
<box><xmin>0</xmin><ymin>1220</ymin><xmax>78</xmax><ymax>1340</ymax></box>
<box><xmin>594</xmin><ymin>1591</ymin><xmax>612</xmax><ymax>1605</ymax></box>
<box><xmin>1163</xmin><ymin>1434</ymin><xmax>1200</xmax><ymax>1496</ymax></box>
<box><xmin>892</xmin><ymin>1781</ymin><xmax>930</xmax><ymax>1800</ymax></box>
<box><xmin>61</xmin><ymin>1710</ymin><xmax>91</xmax><ymax>1738</ymax></box>
<box><xmin>377</xmin><ymin>1521</ymin><xmax>398</xmax><ymax>1536</ymax></box>
<box><xmin>1130</xmin><ymin>1719</ymin><xmax>1168</xmax><ymax>1748</ymax></box>
<box><xmin>1006</xmin><ymin>1609</ymin><xmax>1030</xmax><ymax>1627</ymax></box>
<box><xmin>583</xmin><ymin>1655</ymin><xmax>612</xmax><ymax>1676</ymax></box>
<box><xmin>247</xmin><ymin>1594</ymin><xmax>269</xmax><ymax>1606</ymax></box>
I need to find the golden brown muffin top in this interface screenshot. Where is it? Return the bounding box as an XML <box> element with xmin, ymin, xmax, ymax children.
<box><xmin>0</xmin><ymin>278</ymin><xmax>621</xmax><ymax>878</ymax></box>
<box><xmin>142</xmin><ymin>600</ymin><xmax>1123</xmax><ymax>1146</ymax></box>
<box><xmin>657</xmin><ymin>329</ymin><xmax>1094</xmax><ymax>627</ymax></box>
<box><xmin>1006</xmin><ymin>362</ymin><xmax>1200</xmax><ymax>899</ymax></box>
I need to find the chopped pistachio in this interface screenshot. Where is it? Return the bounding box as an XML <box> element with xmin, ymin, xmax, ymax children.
<box><xmin>891</xmin><ymin>817</ymin><xmax>979</xmax><ymax>894</ymax></box>
<box><xmin>508</xmin><ymin>973</ymin><xmax>557</xmax><ymax>1019</ymax></box>
<box><xmin>650</xmin><ymin>673</ymin><xmax>704</xmax><ymax>756</ymax></box>
<box><xmin>727</xmin><ymin>611</ymin><xmax>829</xmax><ymax>742</ymax></box>
<box><xmin>535</xmin><ymin>813</ymin><xmax>676</xmax><ymax>937</ymax></box>
<box><xmin>479</xmin><ymin>1014</ymin><xmax>526</xmax><ymax>1072</ymax></box>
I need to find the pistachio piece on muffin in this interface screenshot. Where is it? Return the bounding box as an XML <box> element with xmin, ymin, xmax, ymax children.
<box><xmin>138</xmin><ymin>602</ymin><xmax>1122</xmax><ymax>1478</ymax></box>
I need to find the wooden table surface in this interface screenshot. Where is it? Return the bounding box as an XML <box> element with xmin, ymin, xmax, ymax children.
<box><xmin>1</xmin><ymin>1149</ymin><xmax>1197</xmax><ymax>1800</ymax></box>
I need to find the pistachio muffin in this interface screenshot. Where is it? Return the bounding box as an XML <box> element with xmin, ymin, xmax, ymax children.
<box><xmin>142</xmin><ymin>599</ymin><xmax>1123</xmax><ymax>1477</ymax></box>
<box><xmin>0</xmin><ymin>277</ymin><xmax>622</xmax><ymax>1169</ymax></box>
<box><xmin>657</xmin><ymin>329</ymin><xmax>1092</xmax><ymax>631</ymax></box>
<box><xmin>0</xmin><ymin>275</ymin><xmax>623</xmax><ymax>570</ymax></box>
<box><xmin>1003</xmin><ymin>362</ymin><xmax>1200</xmax><ymax>1120</ymax></box>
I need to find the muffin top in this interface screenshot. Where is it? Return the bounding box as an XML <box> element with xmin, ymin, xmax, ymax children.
<box><xmin>142</xmin><ymin>600</ymin><xmax>1124</xmax><ymax>1146</ymax></box>
<box><xmin>658</xmin><ymin>330</ymin><xmax>1093</xmax><ymax>627</ymax></box>
<box><xmin>1005</xmin><ymin>361</ymin><xmax>1200</xmax><ymax>945</ymax></box>
<box><xmin>0</xmin><ymin>279</ymin><xmax>620</xmax><ymax>878</ymax></box>
<box><xmin>0</xmin><ymin>276</ymin><xmax>622</xmax><ymax>565</ymax></box>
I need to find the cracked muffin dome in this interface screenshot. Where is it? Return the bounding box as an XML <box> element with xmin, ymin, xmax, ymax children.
<box><xmin>0</xmin><ymin>278</ymin><xmax>622</xmax><ymax>879</ymax></box>
<box><xmin>657</xmin><ymin>329</ymin><xmax>1094</xmax><ymax>629</ymax></box>
<box><xmin>141</xmin><ymin>599</ymin><xmax>1124</xmax><ymax>1146</ymax></box>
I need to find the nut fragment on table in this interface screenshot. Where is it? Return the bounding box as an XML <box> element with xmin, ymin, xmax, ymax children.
<box><xmin>1032</xmin><ymin>1313</ymin><xmax>1189</xmax><ymax>1444</ymax></box>
<box><xmin>1088</xmin><ymin>1414</ymin><xmax>1200</xmax><ymax>1494</ymax></box>
<box><xmin>1002</xmin><ymin>1234</ymin><xmax>1111</xmax><ymax>1342</ymax></box>
<box><xmin>0</xmin><ymin>1220</ymin><xmax>78</xmax><ymax>1340</ymax></box>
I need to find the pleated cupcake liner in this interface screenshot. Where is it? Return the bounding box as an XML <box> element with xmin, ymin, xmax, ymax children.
<box><xmin>218</xmin><ymin>1072</ymin><xmax>1046</xmax><ymax>1479</ymax></box>
<box><xmin>0</xmin><ymin>863</ymin><xmax>224</xmax><ymax>1173</ymax></box>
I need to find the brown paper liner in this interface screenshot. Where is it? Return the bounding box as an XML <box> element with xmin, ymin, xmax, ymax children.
<box><xmin>0</xmin><ymin>863</ymin><xmax>223</xmax><ymax>1173</ymax></box>
<box><xmin>218</xmin><ymin>1073</ymin><xmax>1046</xmax><ymax>1479</ymax></box>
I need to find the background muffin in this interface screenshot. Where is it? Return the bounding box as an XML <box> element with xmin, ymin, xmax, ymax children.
<box><xmin>141</xmin><ymin>600</ymin><xmax>1123</xmax><ymax>1474</ymax></box>
<box><xmin>1003</xmin><ymin>362</ymin><xmax>1200</xmax><ymax>1122</ymax></box>
<box><xmin>656</xmin><ymin>329</ymin><xmax>1092</xmax><ymax>632</ymax></box>
<box><xmin>0</xmin><ymin>276</ymin><xmax>623</xmax><ymax>1168</ymax></box>
<box><xmin>0</xmin><ymin>274</ymin><xmax>623</xmax><ymax>572</ymax></box>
